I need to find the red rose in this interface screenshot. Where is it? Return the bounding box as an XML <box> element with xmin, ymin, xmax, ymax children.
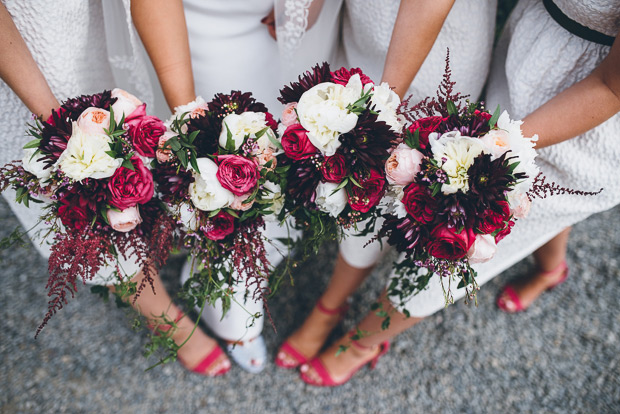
<box><xmin>321</xmin><ymin>153</ymin><xmax>347</xmax><ymax>183</ymax></box>
<box><xmin>495</xmin><ymin>220</ymin><xmax>515</xmax><ymax>243</ymax></box>
<box><xmin>281</xmin><ymin>123</ymin><xmax>318</xmax><ymax>160</ymax></box>
<box><xmin>216</xmin><ymin>154</ymin><xmax>258</xmax><ymax>196</ymax></box>
<box><xmin>347</xmin><ymin>168</ymin><xmax>386</xmax><ymax>213</ymax></box>
<box><xmin>204</xmin><ymin>211</ymin><xmax>235</xmax><ymax>241</ymax></box>
<box><xmin>331</xmin><ymin>67</ymin><xmax>374</xmax><ymax>86</ymax></box>
<box><xmin>408</xmin><ymin>116</ymin><xmax>445</xmax><ymax>149</ymax></box>
<box><xmin>477</xmin><ymin>201</ymin><xmax>511</xmax><ymax>234</ymax></box>
<box><xmin>402</xmin><ymin>183</ymin><xmax>437</xmax><ymax>224</ymax></box>
<box><xmin>125</xmin><ymin>104</ymin><xmax>165</xmax><ymax>158</ymax></box>
<box><xmin>58</xmin><ymin>196</ymin><xmax>90</xmax><ymax>231</ymax></box>
<box><xmin>428</xmin><ymin>225</ymin><xmax>476</xmax><ymax>260</ymax></box>
<box><xmin>107</xmin><ymin>156</ymin><xmax>154</xmax><ymax>210</ymax></box>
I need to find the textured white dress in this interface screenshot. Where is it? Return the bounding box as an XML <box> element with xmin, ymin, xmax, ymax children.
<box><xmin>0</xmin><ymin>0</ymin><xmax>152</xmax><ymax>285</ymax></box>
<box><xmin>395</xmin><ymin>0</ymin><xmax>620</xmax><ymax>317</ymax></box>
<box><xmin>338</xmin><ymin>0</ymin><xmax>498</xmax><ymax>268</ymax></box>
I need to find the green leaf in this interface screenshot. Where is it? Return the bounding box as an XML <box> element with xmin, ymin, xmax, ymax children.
<box><xmin>447</xmin><ymin>100</ymin><xmax>458</xmax><ymax>116</ymax></box>
<box><xmin>23</xmin><ymin>139</ymin><xmax>41</xmax><ymax>149</ymax></box>
<box><xmin>225</xmin><ymin>123</ymin><xmax>236</xmax><ymax>152</ymax></box>
<box><xmin>189</xmin><ymin>154</ymin><xmax>200</xmax><ymax>173</ymax></box>
<box><xmin>349</xmin><ymin>175</ymin><xmax>363</xmax><ymax>188</ymax></box>
<box><xmin>225</xmin><ymin>209</ymin><xmax>240</xmax><ymax>219</ymax></box>
<box><xmin>333</xmin><ymin>178</ymin><xmax>349</xmax><ymax>192</ymax></box>
<box><xmin>488</xmin><ymin>104</ymin><xmax>501</xmax><ymax>128</ymax></box>
<box><xmin>121</xmin><ymin>158</ymin><xmax>135</xmax><ymax>171</ymax></box>
<box><xmin>381</xmin><ymin>316</ymin><xmax>391</xmax><ymax>331</ymax></box>
<box><xmin>208</xmin><ymin>209</ymin><xmax>221</xmax><ymax>218</ymax></box>
<box><xmin>266</xmin><ymin>130</ymin><xmax>283</xmax><ymax>150</ymax></box>
<box><xmin>188</xmin><ymin>130</ymin><xmax>200</xmax><ymax>144</ymax></box>
<box><xmin>177</xmin><ymin>150</ymin><xmax>188</xmax><ymax>169</ymax></box>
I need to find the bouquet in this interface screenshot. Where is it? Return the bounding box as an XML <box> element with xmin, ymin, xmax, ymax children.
<box><xmin>0</xmin><ymin>89</ymin><xmax>175</xmax><ymax>334</ymax></box>
<box><xmin>277</xmin><ymin>63</ymin><xmax>402</xmax><ymax>253</ymax></box>
<box><xmin>153</xmin><ymin>92</ymin><xmax>289</xmax><ymax>311</ymax></box>
<box><xmin>378</xmin><ymin>63</ymin><xmax>541</xmax><ymax>306</ymax></box>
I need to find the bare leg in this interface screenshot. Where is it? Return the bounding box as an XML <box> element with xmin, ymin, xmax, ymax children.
<box><xmin>113</xmin><ymin>266</ymin><xmax>230</xmax><ymax>374</ymax></box>
<box><xmin>498</xmin><ymin>227</ymin><xmax>572</xmax><ymax>312</ymax></box>
<box><xmin>301</xmin><ymin>291</ymin><xmax>421</xmax><ymax>384</ymax></box>
<box><xmin>277</xmin><ymin>253</ymin><xmax>375</xmax><ymax>365</ymax></box>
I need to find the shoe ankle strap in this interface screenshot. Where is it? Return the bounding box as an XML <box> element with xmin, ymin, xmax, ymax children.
<box><xmin>316</xmin><ymin>298</ymin><xmax>349</xmax><ymax>316</ymax></box>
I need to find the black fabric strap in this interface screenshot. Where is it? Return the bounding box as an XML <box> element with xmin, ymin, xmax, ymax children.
<box><xmin>543</xmin><ymin>0</ymin><xmax>615</xmax><ymax>47</ymax></box>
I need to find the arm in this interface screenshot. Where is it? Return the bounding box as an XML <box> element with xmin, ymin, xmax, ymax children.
<box><xmin>0</xmin><ymin>2</ymin><xmax>59</xmax><ymax>117</ymax></box>
<box><xmin>381</xmin><ymin>0</ymin><xmax>455</xmax><ymax>99</ymax></box>
<box><xmin>522</xmin><ymin>35</ymin><xmax>620</xmax><ymax>149</ymax></box>
<box><xmin>130</xmin><ymin>0</ymin><xmax>195</xmax><ymax>110</ymax></box>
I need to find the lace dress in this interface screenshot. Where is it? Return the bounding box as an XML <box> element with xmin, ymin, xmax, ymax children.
<box><xmin>338</xmin><ymin>0</ymin><xmax>498</xmax><ymax>268</ymax></box>
<box><xmin>0</xmin><ymin>0</ymin><xmax>152</xmax><ymax>285</ymax></box>
<box><xmin>395</xmin><ymin>0</ymin><xmax>620</xmax><ymax>317</ymax></box>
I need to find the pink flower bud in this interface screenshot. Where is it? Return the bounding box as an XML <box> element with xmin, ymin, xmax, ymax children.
<box><xmin>107</xmin><ymin>205</ymin><xmax>142</xmax><ymax>233</ymax></box>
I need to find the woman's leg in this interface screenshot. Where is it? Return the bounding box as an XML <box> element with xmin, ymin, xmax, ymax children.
<box><xmin>118</xmin><ymin>266</ymin><xmax>230</xmax><ymax>374</ymax></box>
<box><xmin>497</xmin><ymin>227</ymin><xmax>571</xmax><ymax>311</ymax></box>
<box><xmin>300</xmin><ymin>291</ymin><xmax>422</xmax><ymax>384</ymax></box>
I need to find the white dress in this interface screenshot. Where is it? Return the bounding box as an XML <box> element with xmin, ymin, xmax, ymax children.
<box><xmin>395</xmin><ymin>0</ymin><xmax>620</xmax><ymax>317</ymax></box>
<box><xmin>0</xmin><ymin>0</ymin><xmax>151</xmax><ymax>285</ymax></box>
<box><xmin>338</xmin><ymin>0</ymin><xmax>498</xmax><ymax>268</ymax></box>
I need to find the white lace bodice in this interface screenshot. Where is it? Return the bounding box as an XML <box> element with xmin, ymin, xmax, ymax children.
<box><xmin>341</xmin><ymin>0</ymin><xmax>497</xmax><ymax>101</ymax></box>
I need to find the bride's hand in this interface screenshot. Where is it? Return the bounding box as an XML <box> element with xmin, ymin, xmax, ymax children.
<box><xmin>261</xmin><ymin>8</ymin><xmax>277</xmax><ymax>40</ymax></box>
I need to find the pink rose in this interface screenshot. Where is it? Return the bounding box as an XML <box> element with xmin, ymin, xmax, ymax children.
<box><xmin>111</xmin><ymin>88</ymin><xmax>143</xmax><ymax>122</ymax></box>
<box><xmin>156</xmin><ymin>130</ymin><xmax>177</xmax><ymax>163</ymax></box>
<box><xmin>106</xmin><ymin>205</ymin><xmax>142</xmax><ymax>233</ymax></box>
<box><xmin>281</xmin><ymin>103</ymin><xmax>298</xmax><ymax>127</ymax></box>
<box><xmin>125</xmin><ymin>104</ymin><xmax>166</xmax><ymax>158</ymax></box>
<box><xmin>216</xmin><ymin>154</ymin><xmax>259</xmax><ymax>196</ymax></box>
<box><xmin>385</xmin><ymin>143</ymin><xmax>424</xmax><ymax>186</ymax></box>
<box><xmin>510</xmin><ymin>192</ymin><xmax>531</xmax><ymax>219</ymax></box>
<box><xmin>255</xmin><ymin>147</ymin><xmax>277</xmax><ymax>170</ymax></box>
<box><xmin>77</xmin><ymin>107</ymin><xmax>110</xmax><ymax>135</ymax></box>
<box><xmin>230</xmin><ymin>193</ymin><xmax>254</xmax><ymax>211</ymax></box>
<box><xmin>467</xmin><ymin>233</ymin><xmax>497</xmax><ymax>264</ymax></box>
<box><xmin>107</xmin><ymin>156</ymin><xmax>154</xmax><ymax>210</ymax></box>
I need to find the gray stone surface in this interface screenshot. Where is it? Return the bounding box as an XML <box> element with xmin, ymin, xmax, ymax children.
<box><xmin>1</xmin><ymin>196</ymin><xmax>619</xmax><ymax>414</ymax></box>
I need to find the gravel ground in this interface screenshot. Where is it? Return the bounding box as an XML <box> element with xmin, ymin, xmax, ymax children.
<box><xmin>1</xmin><ymin>196</ymin><xmax>619</xmax><ymax>414</ymax></box>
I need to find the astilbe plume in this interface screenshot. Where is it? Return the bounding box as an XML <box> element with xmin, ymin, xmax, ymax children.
<box><xmin>400</xmin><ymin>50</ymin><xmax>469</xmax><ymax>122</ymax></box>
<box><xmin>528</xmin><ymin>172</ymin><xmax>603</xmax><ymax>200</ymax></box>
<box><xmin>278</xmin><ymin>62</ymin><xmax>333</xmax><ymax>104</ymax></box>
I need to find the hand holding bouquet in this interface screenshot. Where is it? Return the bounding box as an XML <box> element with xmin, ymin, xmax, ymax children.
<box><xmin>278</xmin><ymin>63</ymin><xmax>402</xmax><ymax>253</ymax></box>
<box><xmin>0</xmin><ymin>89</ymin><xmax>175</xmax><ymax>334</ymax></box>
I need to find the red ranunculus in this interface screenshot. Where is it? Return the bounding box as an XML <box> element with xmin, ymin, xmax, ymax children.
<box><xmin>125</xmin><ymin>104</ymin><xmax>165</xmax><ymax>158</ymax></box>
<box><xmin>331</xmin><ymin>67</ymin><xmax>373</xmax><ymax>86</ymax></box>
<box><xmin>408</xmin><ymin>116</ymin><xmax>445</xmax><ymax>150</ymax></box>
<box><xmin>281</xmin><ymin>123</ymin><xmax>318</xmax><ymax>160</ymax></box>
<box><xmin>58</xmin><ymin>196</ymin><xmax>90</xmax><ymax>231</ymax></box>
<box><xmin>495</xmin><ymin>220</ymin><xmax>515</xmax><ymax>243</ymax></box>
<box><xmin>473</xmin><ymin>109</ymin><xmax>492</xmax><ymax>123</ymax></box>
<box><xmin>216</xmin><ymin>154</ymin><xmax>258</xmax><ymax>196</ymax></box>
<box><xmin>428</xmin><ymin>225</ymin><xmax>476</xmax><ymax>260</ymax></box>
<box><xmin>264</xmin><ymin>111</ymin><xmax>278</xmax><ymax>130</ymax></box>
<box><xmin>347</xmin><ymin>168</ymin><xmax>386</xmax><ymax>213</ymax></box>
<box><xmin>477</xmin><ymin>200</ymin><xmax>511</xmax><ymax>234</ymax></box>
<box><xmin>107</xmin><ymin>156</ymin><xmax>154</xmax><ymax>210</ymax></box>
<box><xmin>321</xmin><ymin>153</ymin><xmax>347</xmax><ymax>183</ymax></box>
<box><xmin>402</xmin><ymin>183</ymin><xmax>437</xmax><ymax>224</ymax></box>
<box><xmin>204</xmin><ymin>211</ymin><xmax>235</xmax><ymax>241</ymax></box>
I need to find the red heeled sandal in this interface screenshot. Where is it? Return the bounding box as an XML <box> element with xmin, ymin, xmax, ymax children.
<box><xmin>299</xmin><ymin>339</ymin><xmax>390</xmax><ymax>387</ymax></box>
<box><xmin>497</xmin><ymin>260</ymin><xmax>569</xmax><ymax>313</ymax></box>
<box><xmin>275</xmin><ymin>299</ymin><xmax>349</xmax><ymax>369</ymax></box>
<box><xmin>148</xmin><ymin>310</ymin><xmax>230</xmax><ymax>376</ymax></box>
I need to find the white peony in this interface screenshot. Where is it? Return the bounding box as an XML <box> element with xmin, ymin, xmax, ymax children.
<box><xmin>430</xmin><ymin>131</ymin><xmax>485</xmax><ymax>194</ymax></box>
<box><xmin>219</xmin><ymin>111</ymin><xmax>268</xmax><ymax>151</ymax></box>
<box><xmin>22</xmin><ymin>148</ymin><xmax>51</xmax><ymax>181</ymax></box>
<box><xmin>56</xmin><ymin>122</ymin><xmax>122</xmax><ymax>181</ymax></box>
<box><xmin>261</xmin><ymin>180</ymin><xmax>284</xmax><ymax>221</ymax></box>
<box><xmin>369</xmin><ymin>82</ymin><xmax>404</xmax><ymax>133</ymax></box>
<box><xmin>314</xmin><ymin>181</ymin><xmax>347</xmax><ymax>217</ymax></box>
<box><xmin>296</xmin><ymin>75</ymin><xmax>363</xmax><ymax>156</ymax></box>
<box><xmin>189</xmin><ymin>157</ymin><xmax>234</xmax><ymax>211</ymax></box>
<box><xmin>495</xmin><ymin>111</ymin><xmax>539</xmax><ymax>191</ymax></box>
